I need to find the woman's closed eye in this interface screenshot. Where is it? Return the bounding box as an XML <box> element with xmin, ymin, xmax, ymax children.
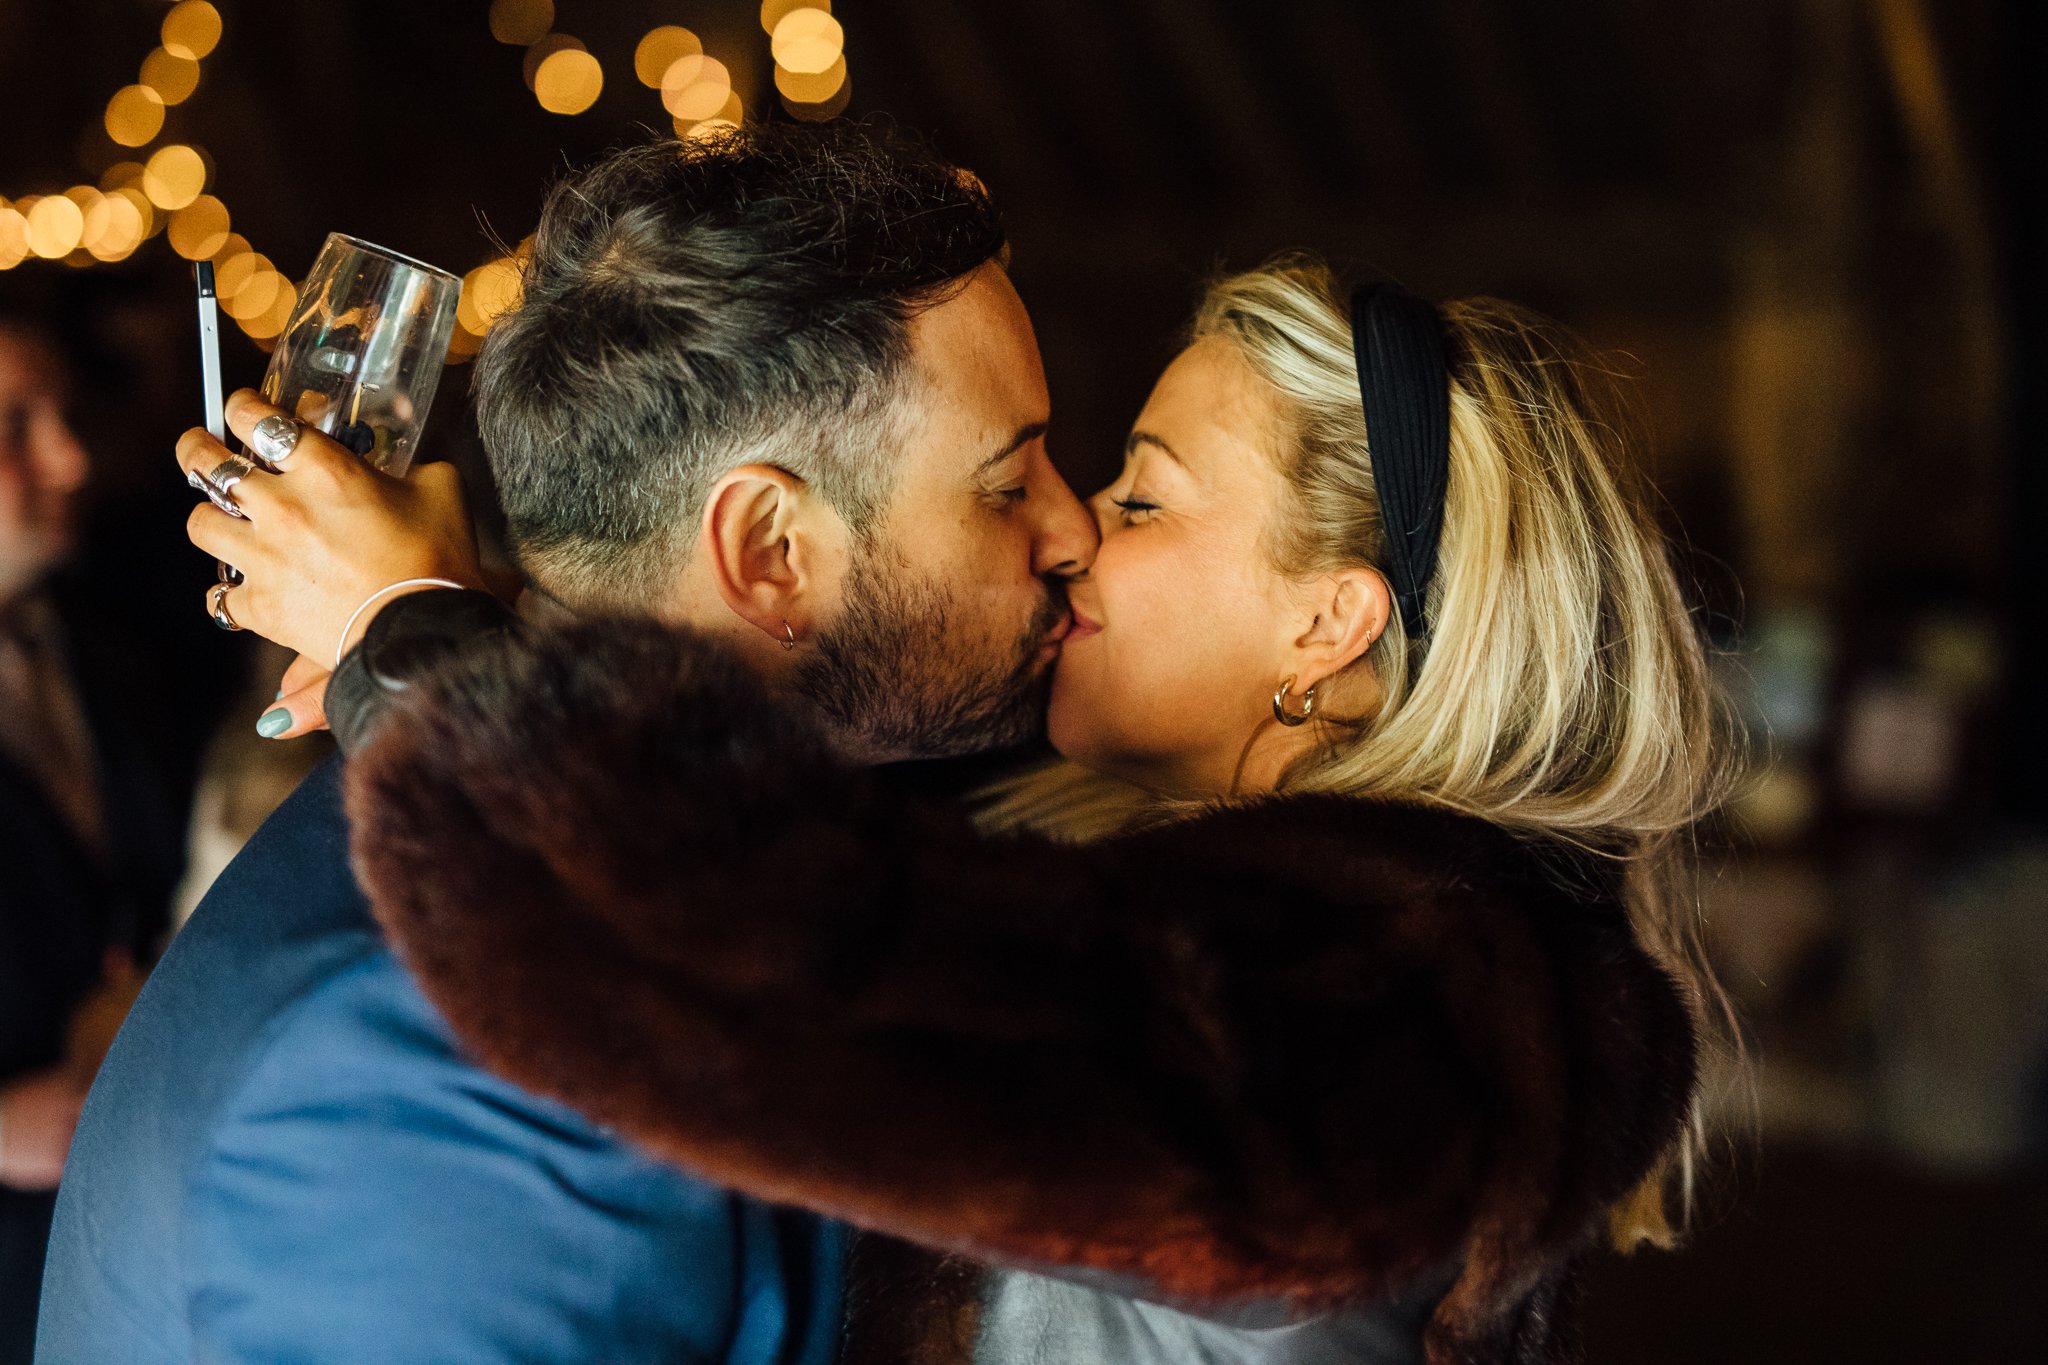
<box><xmin>1110</xmin><ymin>495</ymin><xmax>1160</xmax><ymax>524</ymax></box>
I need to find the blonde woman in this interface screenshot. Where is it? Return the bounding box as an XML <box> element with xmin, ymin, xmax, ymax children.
<box><xmin>174</xmin><ymin>259</ymin><xmax>1740</xmax><ymax>1364</ymax></box>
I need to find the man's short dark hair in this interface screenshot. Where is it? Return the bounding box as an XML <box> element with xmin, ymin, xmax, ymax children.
<box><xmin>474</xmin><ymin>122</ymin><xmax>1006</xmax><ymax>607</ymax></box>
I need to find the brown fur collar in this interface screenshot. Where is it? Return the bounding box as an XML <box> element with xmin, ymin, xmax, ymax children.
<box><xmin>346</xmin><ymin>618</ymin><xmax>1697</xmax><ymax>1363</ymax></box>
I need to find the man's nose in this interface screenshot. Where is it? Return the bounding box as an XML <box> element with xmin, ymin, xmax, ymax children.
<box><xmin>1031</xmin><ymin>466</ymin><xmax>1099</xmax><ymax>579</ymax></box>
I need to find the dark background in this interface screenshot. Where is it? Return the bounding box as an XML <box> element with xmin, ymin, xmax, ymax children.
<box><xmin>5</xmin><ymin>2</ymin><xmax>2045</xmax><ymax>1360</ymax></box>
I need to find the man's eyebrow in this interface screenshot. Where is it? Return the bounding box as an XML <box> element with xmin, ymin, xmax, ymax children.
<box><xmin>1126</xmin><ymin>430</ymin><xmax>1185</xmax><ymax>465</ymax></box>
<box><xmin>974</xmin><ymin>420</ymin><xmax>1049</xmax><ymax>475</ymax></box>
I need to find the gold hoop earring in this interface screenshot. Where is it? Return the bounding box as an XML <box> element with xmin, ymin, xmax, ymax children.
<box><xmin>1273</xmin><ymin>674</ymin><xmax>1318</xmax><ymax>727</ymax></box>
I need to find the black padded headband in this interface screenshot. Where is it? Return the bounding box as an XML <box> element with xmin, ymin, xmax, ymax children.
<box><xmin>1349</xmin><ymin>284</ymin><xmax>1450</xmax><ymax>641</ymax></box>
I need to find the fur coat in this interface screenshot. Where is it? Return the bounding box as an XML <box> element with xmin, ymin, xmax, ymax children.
<box><xmin>342</xmin><ymin>617</ymin><xmax>1699</xmax><ymax>1364</ymax></box>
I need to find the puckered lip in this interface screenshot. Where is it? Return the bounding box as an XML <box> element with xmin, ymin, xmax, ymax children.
<box><xmin>1065</xmin><ymin>603</ymin><xmax>1103</xmax><ymax>641</ymax></box>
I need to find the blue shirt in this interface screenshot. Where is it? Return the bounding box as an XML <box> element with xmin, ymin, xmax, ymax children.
<box><xmin>38</xmin><ymin>758</ymin><xmax>846</xmax><ymax>1363</ymax></box>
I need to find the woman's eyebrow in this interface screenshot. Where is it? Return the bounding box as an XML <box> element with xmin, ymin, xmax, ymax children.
<box><xmin>1126</xmin><ymin>430</ymin><xmax>1186</xmax><ymax>466</ymax></box>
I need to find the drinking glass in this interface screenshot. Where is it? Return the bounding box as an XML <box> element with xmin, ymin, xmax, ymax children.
<box><xmin>259</xmin><ymin>233</ymin><xmax>462</xmax><ymax>476</ymax></box>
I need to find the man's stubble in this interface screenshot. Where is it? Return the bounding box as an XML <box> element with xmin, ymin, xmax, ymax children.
<box><xmin>794</xmin><ymin>539</ymin><xmax>1067</xmax><ymax>762</ymax></box>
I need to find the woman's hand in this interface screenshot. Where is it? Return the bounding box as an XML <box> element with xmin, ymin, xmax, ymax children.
<box><xmin>176</xmin><ymin>389</ymin><xmax>487</xmax><ymax>703</ymax></box>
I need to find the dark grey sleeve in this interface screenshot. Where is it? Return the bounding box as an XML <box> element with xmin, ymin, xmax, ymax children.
<box><xmin>326</xmin><ymin>588</ymin><xmax>519</xmax><ymax>755</ymax></box>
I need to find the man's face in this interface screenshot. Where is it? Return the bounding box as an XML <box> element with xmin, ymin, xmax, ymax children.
<box><xmin>795</xmin><ymin>266</ymin><xmax>1099</xmax><ymax>761</ymax></box>
<box><xmin>0</xmin><ymin>327</ymin><xmax>88</xmax><ymax>603</ymax></box>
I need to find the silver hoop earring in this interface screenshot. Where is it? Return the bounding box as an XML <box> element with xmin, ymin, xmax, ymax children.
<box><xmin>1273</xmin><ymin>674</ymin><xmax>1317</xmax><ymax>727</ymax></box>
<box><xmin>781</xmin><ymin>621</ymin><xmax>797</xmax><ymax>652</ymax></box>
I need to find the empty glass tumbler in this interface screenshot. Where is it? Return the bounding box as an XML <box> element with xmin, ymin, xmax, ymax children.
<box><xmin>259</xmin><ymin>233</ymin><xmax>462</xmax><ymax>476</ymax></box>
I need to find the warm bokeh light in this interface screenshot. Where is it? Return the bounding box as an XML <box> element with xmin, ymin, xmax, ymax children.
<box><xmin>533</xmin><ymin>48</ymin><xmax>603</xmax><ymax>115</ymax></box>
<box><xmin>160</xmin><ymin>2</ymin><xmax>223</xmax><ymax>62</ymax></box>
<box><xmin>98</xmin><ymin>161</ymin><xmax>146</xmax><ymax>192</ymax></box>
<box><xmin>488</xmin><ymin>0</ymin><xmax>554</xmax><ymax>47</ymax></box>
<box><xmin>141</xmin><ymin>47</ymin><xmax>203</xmax><ymax>106</ymax></box>
<box><xmin>114</xmin><ymin>187</ymin><xmax>161</xmax><ymax>239</ymax></box>
<box><xmin>681</xmin><ymin>117</ymin><xmax>742</xmax><ymax>143</ymax></box>
<box><xmin>241</xmin><ymin>284</ymin><xmax>298</xmax><ymax>340</ymax></box>
<box><xmin>104</xmin><ymin>85</ymin><xmax>167</xmax><ymax>148</ymax></box>
<box><xmin>784</xmin><ymin>77</ymin><xmax>851</xmax><ymax>122</ymax></box>
<box><xmin>224</xmin><ymin>269</ymin><xmax>286</xmax><ymax>321</ymax></box>
<box><xmin>458</xmin><ymin>257</ymin><xmax>524</xmax><ymax>335</ymax></box>
<box><xmin>84</xmin><ymin>194</ymin><xmax>147</xmax><ymax>262</ymax></box>
<box><xmin>661</xmin><ymin>55</ymin><xmax>732</xmax><ymax>121</ymax></box>
<box><xmin>445</xmin><ymin>324</ymin><xmax>485</xmax><ymax>364</ymax></box>
<box><xmin>634</xmin><ymin>26</ymin><xmax>702</xmax><ymax>88</ymax></box>
<box><xmin>760</xmin><ymin>1</ymin><xmax>830</xmax><ymax>36</ymax></box>
<box><xmin>216</xmin><ymin>251</ymin><xmax>274</xmax><ymax>305</ymax></box>
<box><xmin>168</xmin><ymin>195</ymin><xmax>232</xmax><ymax>260</ymax></box>
<box><xmin>25</xmin><ymin>196</ymin><xmax>86</xmax><ymax>260</ymax></box>
<box><xmin>521</xmin><ymin>33</ymin><xmax>585</xmax><ymax>90</ymax></box>
<box><xmin>142</xmin><ymin>145</ymin><xmax>207</xmax><ymax>210</ymax></box>
<box><xmin>0</xmin><ymin>207</ymin><xmax>31</xmax><ymax>270</ymax></box>
<box><xmin>674</xmin><ymin>91</ymin><xmax>744</xmax><ymax>140</ymax></box>
<box><xmin>210</xmin><ymin>232</ymin><xmax>252</xmax><ymax>268</ymax></box>
<box><xmin>62</xmin><ymin>185</ymin><xmax>105</xmax><ymax>218</ymax></box>
<box><xmin>774</xmin><ymin>54</ymin><xmax>846</xmax><ymax>104</ymax></box>
<box><xmin>771</xmin><ymin>8</ymin><xmax>844</xmax><ymax>75</ymax></box>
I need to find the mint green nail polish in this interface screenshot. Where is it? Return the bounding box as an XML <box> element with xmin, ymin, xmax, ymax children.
<box><xmin>275</xmin><ymin>688</ymin><xmax>286</xmax><ymax>700</ymax></box>
<box><xmin>256</xmin><ymin>708</ymin><xmax>292</xmax><ymax>739</ymax></box>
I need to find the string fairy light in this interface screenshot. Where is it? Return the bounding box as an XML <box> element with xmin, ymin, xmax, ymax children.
<box><xmin>1</xmin><ymin>0</ymin><xmax>297</xmax><ymax>346</ymax></box>
<box><xmin>12</xmin><ymin>2</ymin><xmax>863</xmax><ymax>361</ymax></box>
<box><xmin>765</xmin><ymin>3</ymin><xmax>850</xmax><ymax>122</ymax></box>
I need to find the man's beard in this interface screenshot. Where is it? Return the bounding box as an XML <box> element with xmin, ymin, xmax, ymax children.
<box><xmin>794</xmin><ymin>542</ymin><xmax>1067</xmax><ymax>761</ymax></box>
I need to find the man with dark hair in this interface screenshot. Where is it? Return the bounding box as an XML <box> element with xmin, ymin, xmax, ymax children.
<box><xmin>40</xmin><ymin>124</ymin><xmax>1094</xmax><ymax>1362</ymax></box>
<box><xmin>473</xmin><ymin>130</ymin><xmax>1083</xmax><ymax>760</ymax></box>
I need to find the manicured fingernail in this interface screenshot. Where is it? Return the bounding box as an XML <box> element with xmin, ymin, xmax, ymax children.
<box><xmin>274</xmin><ymin>688</ymin><xmax>286</xmax><ymax>700</ymax></box>
<box><xmin>256</xmin><ymin>708</ymin><xmax>292</xmax><ymax>739</ymax></box>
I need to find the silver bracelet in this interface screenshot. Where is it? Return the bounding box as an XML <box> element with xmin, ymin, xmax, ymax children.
<box><xmin>335</xmin><ymin>579</ymin><xmax>468</xmax><ymax>668</ymax></box>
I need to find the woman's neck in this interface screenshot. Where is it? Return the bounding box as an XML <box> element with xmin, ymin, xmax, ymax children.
<box><xmin>1106</xmin><ymin>722</ymin><xmax>1314</xmax><ymax>803</ymax></box>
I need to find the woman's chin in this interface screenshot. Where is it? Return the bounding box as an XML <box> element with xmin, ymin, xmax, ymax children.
<box><xmin>1046</xmin><ymin>660</ymin><xmax>1107</xmax><ymax>766</ymax></box>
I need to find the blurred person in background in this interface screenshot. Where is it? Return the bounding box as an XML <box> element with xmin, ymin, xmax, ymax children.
<box><xmin>0</xmin><ymin>305</ymin><xmax>183</xmax><ymax>1363</ymax></box>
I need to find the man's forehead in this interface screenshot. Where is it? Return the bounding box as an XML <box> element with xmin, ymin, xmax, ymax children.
<box><xmin>902</xmin><ymin>266</ymin><xmax>1049</xmax><ymax>468</ymax></box>
<box><xmin>907</xmin><ymin>267</ymin><xmax>1039</xmax><ymax>384</ymax></box>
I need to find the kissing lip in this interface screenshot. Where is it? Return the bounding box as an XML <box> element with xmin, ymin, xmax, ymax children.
<box><xmin>1065</xmin><ymin>604</ymin><xmax>1103</xmax><ymax>641</ymax></box>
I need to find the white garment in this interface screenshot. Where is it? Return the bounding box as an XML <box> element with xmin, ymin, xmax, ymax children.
<box><xmin>973</xmin><ymin>1266</ymin><xmax>1449</xmax><ymax>1365</ymax></box>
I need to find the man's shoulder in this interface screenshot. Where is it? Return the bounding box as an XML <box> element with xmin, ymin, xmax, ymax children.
<box><xmin>161</xmin><ymin>858</ymin><xmax>836</xmax><ymax>1364</ymax></box>
<box><xmin>46</xmin><ymin>756</ymin><xmax>841</xmax><ymax>1363</ymax></box>
<box><xmin>41</xmin><ymin>757</ymin><xmax>391</xmax><ymax>1359</ymax></box>
<box><xmin>76</xmin><ymin>756</ymin><xmax>381</xmax><ymax>1162</ymax></box>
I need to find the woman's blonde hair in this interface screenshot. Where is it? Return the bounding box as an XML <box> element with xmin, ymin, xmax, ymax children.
<box><xmin>982</xmin><ymin>256</ymin><xmax>1749</xmax><ymax>1252</ymax></box>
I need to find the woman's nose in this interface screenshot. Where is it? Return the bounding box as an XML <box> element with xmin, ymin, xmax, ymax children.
<box><xmin>35</xmin><ymin>416</ymin><xmax>90</xmax><ymax>495</ymax></box>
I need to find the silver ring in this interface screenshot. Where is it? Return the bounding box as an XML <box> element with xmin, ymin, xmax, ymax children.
<box><xmin>249</xmin><ymin>414</ymin><xmax>303</xmax><ymax>467</ymax></box>
<box><xmin>208</xmin><ymin>580</ymin><xmax>243</xmax><ymax>632</ymax></box>
<box><xmin>202</xmin><ymin>454</ymin><xmax>258</xmax><ymax>519</ymax></box>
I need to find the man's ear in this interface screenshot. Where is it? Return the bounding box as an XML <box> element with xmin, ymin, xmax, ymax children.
<box><xmin>1290</xmin><ymin>568</ymin><xmax>1392</xmax><ymax>690</ymax></box>
<box><xmin>700</xmin><ymin>464</ymin><xmax>843</xmax><ymax>649</ymax></box>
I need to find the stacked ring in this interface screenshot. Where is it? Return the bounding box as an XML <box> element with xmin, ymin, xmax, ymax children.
<box><xmin>249</xmin><ymin>414</ymin><xmax>304</xmax><ymax>467</ymax></box>
<box><xmin>201</xmin><ymin>454</ymin><xmax>260</xmax><ymax>519</ymax></box>
<box><xmin>208</xmin><ymin>580</ymin><xmax>243</xmax><ymax>632</ymax></box>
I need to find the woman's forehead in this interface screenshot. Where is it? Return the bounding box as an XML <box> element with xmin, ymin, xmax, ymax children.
<box><xmin>1135</xmin><ymin>340</ymin><xmax>1281</xmax><ymax>480</ymax></box>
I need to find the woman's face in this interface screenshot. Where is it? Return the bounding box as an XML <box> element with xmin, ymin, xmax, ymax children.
<box><xmin>0</xmin><ymin>328</ymin><xmax>88</xmax><ymax>603</ymax></box>
<box><xmin>1050</xmin><ymin>338</ymin><xmax>1310</xmax><ymax>794</ymax></box>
